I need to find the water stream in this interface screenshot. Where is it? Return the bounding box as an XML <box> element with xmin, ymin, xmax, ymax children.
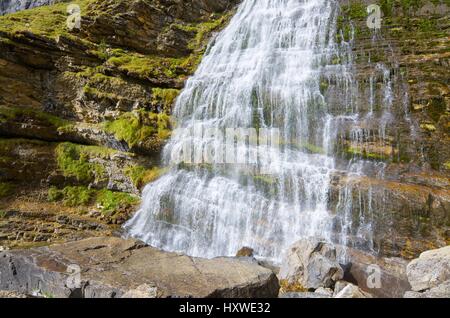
<box><xmin>125</xmin><ymin>0</ymin><xmax>403</xmax><ymax>262</ymax></box>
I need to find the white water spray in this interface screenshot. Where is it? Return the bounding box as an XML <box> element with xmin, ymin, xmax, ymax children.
<box><xmin>125</xmin><ymin>0</ymin><xmax>399</xmax><ymax>262</ymax></box>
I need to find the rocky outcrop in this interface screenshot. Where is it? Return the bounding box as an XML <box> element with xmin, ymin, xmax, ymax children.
<box><xmin>406</xmin><ymin>245</ymin><xmax>450</xmax><ymax>292</ymax></box>
<box><xmin>0</xmin><ymin>0</ymin><xmax>66</xmax><ymax>16</ymax></box>
<box><xmin>0</xmin><ymin>237</ymin><xmax>279</xmax><ymax>298</ymax></box>
<box><xmin>338</xmin><ymin>246</ymin><xmax>411</xmax><ymax>298</ymax></box>
<box><xmin>279</xmin><ymin>239</ymin><xmax>344</xmax><ymax>290</ymax></box>
<box><xmin>0</xmin><ymin>0</ymin><xmax>238</xmax><ymax>249</ymax></box>
<box><xmin>330</xmin><ymin>0</ymin><xmax>450</xmax><ymax>260</ymax></box>
<box><xmin>329</xmin><ymin>172</ymin><xmax>450</xmax><ymax>259</ymax></box>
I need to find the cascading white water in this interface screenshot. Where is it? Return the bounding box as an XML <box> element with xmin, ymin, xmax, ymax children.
<box><xmin>125</xmin><ymin>0</ymin><xmax>345</xmax><ymax>262</ymax></box>
<box><xmin>125</xmin><ymin>0</ymin><xmax>405</xmax><ymax>262</ymax></box>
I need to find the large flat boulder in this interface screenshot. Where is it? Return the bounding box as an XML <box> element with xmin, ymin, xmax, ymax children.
<box><xmin>0</xmin><ymin>237</ymin><xmax>279</xmax><ymax>298</ymax></box>
<box><xmin>406</xmin><ymin>246</ymin><xmax>450</xmax><ymax>292</ymax></box>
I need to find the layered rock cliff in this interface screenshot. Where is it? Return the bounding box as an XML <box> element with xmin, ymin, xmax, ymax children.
<box><xmin>328</xmin><ymin>0</ymin><xmax>449</xmax><ymax>258</ymax></box>
<box><xmin>0</xmin><ymin>0</ymin><xmax>238</xmax><ymax>248</ymax></box>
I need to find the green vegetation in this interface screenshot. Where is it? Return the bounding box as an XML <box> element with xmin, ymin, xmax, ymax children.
<box><xmin>173</xmin><ymin>12</ymin><xmax>234</xmax><ymax>50</ymax></box>
<box><xmin>152</xmin><ymin>88</ymin><xmax>180</xmax><ymax>112</ymax></box>
<box><xmin>103</xmin><ymin>111</ymin><xmax>172</xmax><ymax>148</ymax></box>
<box><xmin>107</xmin><ymin>52</ymin><xmax>195</xmax><ymax>80</ymax></box>
<box><xmin>420</xmin><ymin>123</ymin><xmax>437</xmax><ymax>132</ymax></box>
<box><xmin>346</xmin><ymin>147</ymin><xmax>387</xmax><ymax>161</ymax></box>
<box><xmin>341</xmin><ymin>3</ymin><xmax>367</xmax><ymax>20</ymax></box>
<box><xmin>96</xmin><ymin>189</ymin><xmax>139</xmax><ymax>215</ymax></box>
<box><xmin>83</xmin><ymin>85</ymin><xmax>119</xmax><ymax>101</ymax></box>
<box><xmin>125</xmin><ymin>166</ymin><xmax>168</xmax><ymax>188</ymax></box>
<box><xmin>0</xmin><ymin>106</ymin><xmax>69</xmax><ymax>128</ymax></box>
<box><xmin>55</xmin><ymin>143</ymin><xmax>115</xmax><ymax>183</ymax></box>
<box><xmin>48</xmin><ymin>186</ymin><xmax>94</xmax><ymax>206</ymax></box>
<box><xmin>0</xmin><ymin>0</ymin><xmax>96</xmax><ymax>37</ymax></box>
<box><xmin>0</xmin><ymin>182</ymin><xmax>14</xmax><ymax>198</ymax></box>
<box><xmin>48</xmin><ymin>185</ymin><xmax>139</xmax><ymax>214</ymax></box>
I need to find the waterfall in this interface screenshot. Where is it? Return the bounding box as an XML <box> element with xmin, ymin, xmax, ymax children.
<box><xmin>125</xmin><ymin>0</ymin><xmax>399</xmax><ymax>262</ymax></box>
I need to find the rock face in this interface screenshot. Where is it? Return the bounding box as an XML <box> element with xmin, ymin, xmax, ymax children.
<box><xmin>338</xmin><ymin>246</ymin><xmax>411</xmax><ymax>298</ymax></box>
<box><xmin>279</xmin><ymin>239</ymin><xmax>344</xmax><ymax>289</ymax></box>
<box><xmin>329</xmin><ymin>0</ymin><xmax>450</xmax><ymax>260</ymax></box>
<box><xmin>0</xmin><ymin>0</ymin><xmax>238</xmax><ymax>249</ymax></box>
<box><xmin>0</xmin><ymin>0</ymin><xmax>66</xmax><ymax>15</ymax></box>
<box><xmin>406</xmin><ymin>246</ymin><xmax>450</xmax><ymax>292</ymax></box>
<box><xmin>0</xmin><ymin>237</ymin><xmax>279</xmax><ymax>298</ymax></box>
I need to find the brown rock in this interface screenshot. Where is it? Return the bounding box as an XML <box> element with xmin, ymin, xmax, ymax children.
<box><xmin>236</xmin><ymin>246</ymin><xmax>254</xmax><ymax>257</ymax></box>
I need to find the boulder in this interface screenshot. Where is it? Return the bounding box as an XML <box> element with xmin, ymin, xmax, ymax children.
<box><xmin>279</xmin><ymin>239</ymin><xmax>344</xmax><ymax>289</ymax></box>
<box><xmin>0</xmin><ymin>237</ymin><xmax>279</xmax><ymax>298</ymax></box>
<box><xmin>406</xmin><ymin>246</ymin><xmax>450</xmax><ymax>292</ymax></box>
<box><xmin>334</xmin><ymin>284</ymin><xmax>373</xmax><ymax>298</ymax></box>
<box><xmin>404</xmin><ymin>280</ymin><xmax>450</xmax><ymax>298</ymax></box>
<box><xmin>236</xmin><ymin>247</ymin><xmax>254</xmax><ymax>258</ymax></box>
<box><xmin>314</xmin><ymin>287</ymin><xmax>333</xmax><ymax>297</ymax></box>
<box><xmin>337</xmin><ymin>246</ymin><xmax>411</xmax><ymax>298</ymax></box>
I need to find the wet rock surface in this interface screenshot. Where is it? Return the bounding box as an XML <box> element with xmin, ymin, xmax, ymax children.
<box><xmin>0</xmin><ymin>237</ymin><xmax>279</xmax><ymax>298</ymax></box>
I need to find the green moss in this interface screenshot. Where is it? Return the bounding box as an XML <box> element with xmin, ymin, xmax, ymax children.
<box><xmin>48</xmin><ymin>186</ymin><xmax>94</xmax><ymax>207</ymax></box>
<box><xmin>346</xmin><ymin>147</ymin><xmax>387</xmax><ymax>161</ymax></box>
<box><xmin>444</xmin><ymin>162</ymin><xmax>450</xmax><ymax>170</ymax></box>
<box><xmin>0</xmin><ymin>0</ymin><xmax>96</xmax><ymax>38</ymax></box>
<box><xmin>125</xmin><ymin>166</ymin><xmax>167</xmax><ymax>188</ymax></box>
<box><xmin>95</xmin><ymin>189</ymin><xmax>139</xmax><ymax>215</ymax></box>
<box><xmin>48</xmin><ymin>186</ymin><xmax>138</xmax><ymax>213</ymax></box>
<box><xmin>83</xmin><ymin>85</ymin><xmax>120</xmax><ymax>101</ymax></box>
<box><xmin>420</xmin><ymin>123</ymin><xmax>437</xmax><ymax>132</ymax></box>
<box><xmin>47</xmin><ymin>186</ymin><xmax>63</xmax><ymax>202</ymax></box>
<box><xmin>107</xmin><ymin>53</ymin><xmax>186</xmax><ymax>80</ymax></box>
<box><xmin>174</xmin><ymin>12</ymin><xmax>234</xmax><ymax>50</ymax></box>
<box><xmin>0</xmin><ymin>182</ymin><xmax>14</xmax><ymax>198</ymax></box>
<box><xmin>0</xmin><ymin>106</ymin><xmax>69</xmax><ymax>128</ymax></box>
<box><xmin>103</xmin><ymin>111</ymin><xmax>172</xmax><ymax>148</ymax></box>
<box><xmin>341</xmin><ymin>3</ymin><xmax>367</xmax><ymax>20</ymax></box>
<box><xmin>152</xmin><ymin>88</ymin><xmax>180</xmax><ymax>112</ymax></box>
<box><xmin>55</xmin><ymin>143</ymin><xmax>114</xmax><ymax>183</ymax></box>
